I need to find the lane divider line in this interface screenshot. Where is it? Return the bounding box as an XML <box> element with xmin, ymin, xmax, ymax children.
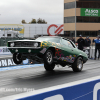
<box><xmin>0</xmin><ymin>64</ymin><xmax>44</xmax><ymax>71</ymax></box>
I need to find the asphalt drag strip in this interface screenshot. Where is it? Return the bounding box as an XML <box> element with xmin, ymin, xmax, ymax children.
<box><xmin>0</xmin><ymin>59</ymin><xmax>99</xmax><ymax>98</ymax></box>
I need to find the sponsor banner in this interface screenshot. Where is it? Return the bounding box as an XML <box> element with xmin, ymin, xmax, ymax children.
<box><xmin>0</xmin><ymin>57</ymin><xmax>27</xmax><ymax>67</ymax></box>
<box><xmin>0</xmin><ymin>57</ymin><xmax>41</xmax><ymax>67</ymax></box>
<box><xmin>0</xmin><ymin>57</ymin><xmax>31</xmax><ymax>67</ymax></box>
<box><xmin>23</xmin><ymin>24</ymin><xmax>64</xmax><ymax>37</ymax></box>
<box><xmin>0</xmin><ymin>57</ymin><xmax>16</xmax><ymax>67</ymax></box>
<box><xmin>0</xmin><ymin>47</ymin><xmax>11</xmax><ymax>55</ymax></box>
<box><xmin>47</xmin><ymin>24</ymin><xmax>64</xmax><ymax>36</ymax></box>
<box><xmin>0</xmin><ymin>28</ymin><xmax>22</xmax><ymax>31</ymax></box>
<box><xmin>81</xmin><ymin>8</ymin><xmax>100</xmax><ymax>17</ymax></box>
<box><xmin>0</xmin><ymin>24</ymin><xmax>24</xmax><ymax>38</ymax></box>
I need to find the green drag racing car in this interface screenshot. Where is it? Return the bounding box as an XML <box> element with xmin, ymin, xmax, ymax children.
<box><xmin>7</xmin><ymin>36</ymin><xmax>88</xmax><ymax>72</ymax></box>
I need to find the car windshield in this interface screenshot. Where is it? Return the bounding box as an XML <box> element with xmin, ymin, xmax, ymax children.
<box><xmin>36</xmin><ymin>37</ymin><xmax>60</xmax><ymax>43</ymax></box>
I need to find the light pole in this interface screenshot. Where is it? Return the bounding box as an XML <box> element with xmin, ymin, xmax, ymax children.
<box><xmin>41</xmin><ymin>26</ymin><xmax>43</xmax><ymax>37</ymax></box>
<box><xmin>75</xmin><ymin>0</ymin><xmax>76</xmax><ymax>42</ymax></box>
<box><xmin>4</xmin><ymin>26</ymin><xmax>6</xmax><ymax>46</ymax></box>
<box><xmin>29</xmin><ymin>26</ymin><xmax>30</xmax><ymax>38</ymax></box>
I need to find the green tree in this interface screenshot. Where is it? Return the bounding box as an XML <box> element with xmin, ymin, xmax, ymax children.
<box><xmin>37</xmin><ymin>18</ymin><xmax>47</xmax><ymax>24</ymax></box>
<box><xmin>31</xmin><ymin>19</ymin><xmax>36</xmax><ymax>23</ymax></box>
<box><xmin>21</xmin><ymin>18</ymin><xmax>47</xmax><ymax>24</ymax></box>
<box><xmin>21</xmin><ymin>20</ymin><xmax>26</xmax><ymax>24</ymax></box>
<box><xmin>37</xmin><ymin>18</ymin><xmax>42</xmax><ymax>23</ymax></box>
<box><xmin>42</xmin><ymin>19</ymin><xmax>47</xmax><ymax>24</ymax></box>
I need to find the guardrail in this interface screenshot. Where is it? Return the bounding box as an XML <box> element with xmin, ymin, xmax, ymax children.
<box><xmin>1</xmin><ymin>76</ymin><xmax>100</xmax><ymax>100</ymax></box>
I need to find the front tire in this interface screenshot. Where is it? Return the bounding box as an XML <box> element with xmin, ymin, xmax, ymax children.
<box><xmin>43</xmin><ymin>50</ymin><xmax>55</xmax><ymax>71</ymax></box>
<box><xmin>72</xmin><ymin>57</ymin><xmax>83</xmax><ymax>72</ymax></box>
<box><xmin>13</xmin><ymin>53</ymin><xmax>22</xmax><ymax>64</ymax></box>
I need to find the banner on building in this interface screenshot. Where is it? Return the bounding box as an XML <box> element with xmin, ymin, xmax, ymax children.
<box><xmin>81</xmin><ymin>8</ymin><xmax>100</xmax><ymax>17</ymax></box>
<box><xmin>0</xmin><ymin>24</ymin><xmax>24</xmax><ymax>38</ymax></box>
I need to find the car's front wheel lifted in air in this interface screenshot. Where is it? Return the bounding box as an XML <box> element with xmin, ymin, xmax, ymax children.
<box><xmin>43</xmin><ymin>50</ymin><xmax>55</xmax><ymax>71</ymax></box>
<box><xmin>13</xmin><ymin>53</ymin><xmax>22</xmax><ymax>64</ymax></box>
<box><xmin>72</xmin><ymin>57</ymin><xmax>83</xmax><ymax>72</ymax></box>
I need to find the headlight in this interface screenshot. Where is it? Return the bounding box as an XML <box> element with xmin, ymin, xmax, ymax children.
<box><xmin>10</xmin><ymin>42</ymin><xmax>15</xmax><ymax>47</ymax></box>
<box><xmin>34</xmin><ymin>43</ymin><xmax>38</xmax><ymax>47</ymax></box>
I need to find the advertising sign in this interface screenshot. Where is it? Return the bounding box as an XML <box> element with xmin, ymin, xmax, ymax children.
<box><xmin>23</xmin><ymin>24</ymin><xmax>64</xmax><ymax>37</ymax></box>
<box><xmin>0</xmin><ymin>58</ymin><xmax>16</xmax><ymax>67</ymax></box>
<box><xmin>81</xmin><ymin>8</ymin><xmax>100</xmax><ymax>17</ymax></box>
<box><xmin>0</xmin><ymin>47</ymin><xmax>11</xmax><ymax>55</ymax></box>
<box><xmin>0</xmin><ymin>24</ymin><xmax>24</xmax><ymax>38</ymax></box>
<box><xmin>47</xmin><ymin>24</ymin><xmax>64</xmax><ymax>36</ymax></box>
<box><xmin>0</xmin><ymin>58</ymin><xmax>29</xmax><ymax>67</ymax></box>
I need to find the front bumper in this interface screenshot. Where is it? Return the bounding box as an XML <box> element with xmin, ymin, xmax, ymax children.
<box><xmin>8</xmin><ymin>47</ymin><xmax>42</xmax><ymax>54</ymax></box>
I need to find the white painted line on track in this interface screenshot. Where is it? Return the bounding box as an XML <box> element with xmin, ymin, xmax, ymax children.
<box><xmin>0</xmin><ymin>64</ymin><xmax>44</xmax><ymax>72</ymax></box>
<box><xmin>0</xmin><ymin>55</ymin><xmax>12</xmax><ymax>58</ymax></box>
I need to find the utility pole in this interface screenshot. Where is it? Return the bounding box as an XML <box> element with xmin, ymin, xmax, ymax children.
<box><xmin>75</xmin><ymin>0</ymin><xmax>76</xmax><ymax>42</ymax></box>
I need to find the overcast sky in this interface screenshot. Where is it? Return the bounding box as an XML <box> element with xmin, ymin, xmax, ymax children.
<box><xmin>0</xmin><ymin>0</ymin><xmax>64</xmax><ymax>24</ymax></box>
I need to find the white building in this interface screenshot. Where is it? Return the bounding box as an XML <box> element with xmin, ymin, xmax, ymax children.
<box><xmin>0</xmin><ymin>24</ymin><xmax>64</xmax><ymax>38</ymax></box>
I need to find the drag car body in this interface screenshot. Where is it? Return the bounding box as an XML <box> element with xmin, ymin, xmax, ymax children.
<box><xmin>7</xmin><ymin>36</ymin><xmax>88</xmax><ymax>72</ymax></box>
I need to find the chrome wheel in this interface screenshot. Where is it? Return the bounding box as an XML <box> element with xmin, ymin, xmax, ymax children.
<box><xmin>46</xmin><ymin>51</ymin><xmax>52</xmax><ymax>64</ymax></box>
<box><xmin>72</xmin><ymin>57</ymin><xmax>83</xmax><ymax>72</ymax></box>
<box><xmin>77</xmin><ymin>60</ymin><xmax>83</xmax><ymax>70</ymax></box>
<box><xmin>43</xmin><ymin>50</ymin><xmax>55</xmax><ymax>71</ymax></box>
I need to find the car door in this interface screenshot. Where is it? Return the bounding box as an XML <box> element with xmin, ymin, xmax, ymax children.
<box><xmin>61</xmin><ymin>38</ymin><xmax>77</xmax><ymax>63</ymax></box>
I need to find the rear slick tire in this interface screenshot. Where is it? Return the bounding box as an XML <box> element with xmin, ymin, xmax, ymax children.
<box><xmin>44</xmin><ymin>63</ymin><xmax>55</xmax><ymax>71</ymax></box>
<box><xmin>72</xmin><ymin>57</ymin><xmax>83</xmax><ymax>72</ymax></box>
<box><xmin>43</xmin><ymin>50</ymin><xmax>55</xmax><ymax>71</ymax></box>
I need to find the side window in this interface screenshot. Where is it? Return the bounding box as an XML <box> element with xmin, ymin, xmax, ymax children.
<box><xmin>53</xmin><ymin>38</ymin><xmax>60</xmax><ymax>43</ymax></box>
<box><xmin>68</xmin><ymin>40</ymin><xmax>76</xmax><ymax>48</ymax></box>
<box><xmin>50</xmin><ymin>38</ymin><xmax>60</xmax><ymax>43</ymax></box>
<box><xmin>68</xmin><ymin>41</ymin><xmax>74</xmax><ymax>48</ymax></box>
<box><xmin>71</xmin><ymin>41</ymin><xmax>77</xmax><ymax>48</ymax></box>
<box><xmin>62</xmin><ymin>39</ymin><xmax>69</xmax><ymax>46</ymax></box>
<box><xmin>62</xmin><ymin>39</ymin><xmax>75</xmax><ymax>48</ymax></box>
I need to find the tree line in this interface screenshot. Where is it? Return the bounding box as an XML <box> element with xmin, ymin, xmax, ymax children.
<box><xmin>21</xmin><ymin>18</ymin><xmax>47</xmax><ymax>24</ymax></box>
